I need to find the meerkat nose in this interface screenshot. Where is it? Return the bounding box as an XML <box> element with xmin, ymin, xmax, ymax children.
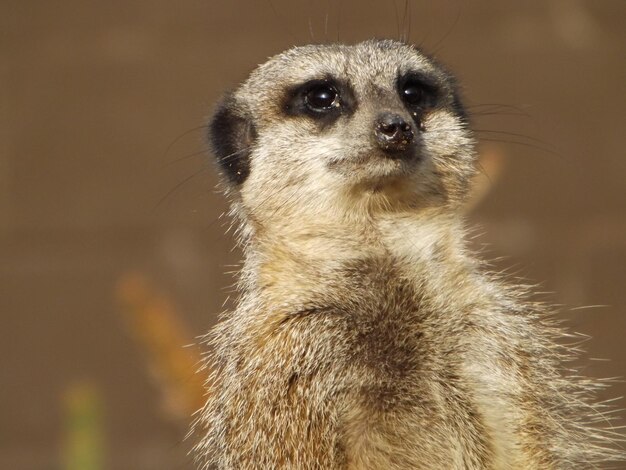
<box><xmin>374</xmin><ymin>112</ymin><xmax>415</xmax><ymax>155</ymax></box>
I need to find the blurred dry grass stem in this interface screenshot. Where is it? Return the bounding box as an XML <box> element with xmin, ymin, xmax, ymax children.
<box><xmin>116</xmin><ymin>273</ymin><xmax>207</xmax><ymax>421</ymax></box>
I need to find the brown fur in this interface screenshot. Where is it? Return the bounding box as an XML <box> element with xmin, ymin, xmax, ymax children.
<box><xmin>193</xmin><ymin>40</ymin><xmax>623</xmax><ymax>469</ymax></box>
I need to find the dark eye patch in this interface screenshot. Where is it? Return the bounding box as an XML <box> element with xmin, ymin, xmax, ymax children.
<box><xmin>283</xmin><ymin>77</ymin><xmax>357</xmax><ymax>128</ymax></box>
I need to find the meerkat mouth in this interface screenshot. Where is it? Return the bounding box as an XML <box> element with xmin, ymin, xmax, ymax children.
<box><xmin>327</xmin><ymin>148</ymin><xmax>421</xmax><ymax>183</ymax></box>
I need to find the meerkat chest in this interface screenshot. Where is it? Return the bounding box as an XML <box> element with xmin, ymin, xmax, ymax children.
<box><xmin>224</xmin><ymin>255</ymin><xmax>521</xmax><ymax>468</ymax></box>
<box><xmin>298</xmin><ymin>258</ymin><xmax>485</xmax><ymax>468</ymax></box>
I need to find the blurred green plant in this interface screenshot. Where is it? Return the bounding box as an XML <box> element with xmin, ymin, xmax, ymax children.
<box><xmin>62</xmin><ymin>382</ymin><xmax>104</xmax><ymax>470</ymax></box>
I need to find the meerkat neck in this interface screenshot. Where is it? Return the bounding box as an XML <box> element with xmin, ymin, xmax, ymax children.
<box><xmin>241</xmin><ymin>207</ymin><xmax>468</xmax><ymax>303</ymax></box>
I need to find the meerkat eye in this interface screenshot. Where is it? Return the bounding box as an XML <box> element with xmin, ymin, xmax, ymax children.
<box><xmin>401</xmin><ymin>82</ymin><xmax>424</xmax><ymax>106</ymax></box>
<box><xmin>304</xmin><ymin>84</ymin><xmax>338</xmax><ymax>111</ymax></box>
<box><xmin>398</xmin><ymin>75</ymin><xmax>438</xmax><ymax>109</ymax></box>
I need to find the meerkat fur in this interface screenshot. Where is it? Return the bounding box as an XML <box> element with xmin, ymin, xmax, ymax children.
<box><xmin>193</xmin><ymin>40</ymin><xmax>623</xmax><ymax>469</ymax></box>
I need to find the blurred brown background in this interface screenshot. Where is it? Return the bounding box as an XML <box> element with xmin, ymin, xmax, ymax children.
<box><xmin>1</xmin><ymin>0</ymin><xmax>625</xmax><ymax>468</ymax></box>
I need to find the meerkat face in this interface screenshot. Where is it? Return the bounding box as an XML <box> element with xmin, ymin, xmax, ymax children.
<box><xmin>210</xmin><ymin>39</ymin><xmax>476</xmax><ymax>221</ymax></box>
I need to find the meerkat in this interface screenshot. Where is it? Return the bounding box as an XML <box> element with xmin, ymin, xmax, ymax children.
<box><xmin>193</xmin><ymin>40</ymin><xmax>623</xmax><ymax>469</ymax></box>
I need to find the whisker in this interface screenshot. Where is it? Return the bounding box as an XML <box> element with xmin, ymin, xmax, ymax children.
<box><xmin>154</xmin><ymin>166</ymin><xmax>210</xmax><ymax>210</ymax></box>
<box><xmin>475</xmin><ymin>160</ymin><xmax>493</xmax><ymax>184</ymax></box>
<box><xmin>161</xmin><ymin>149</ymin><xmax>208</xmax><ymax>168</ymax></box>
<box><xmin>429</xmin><ymin>1</ymin><xmax>462</xmax><ymax>53</ymax></box>
<box><xmin>469</xmin><ymin>111</ymin><xmax>529</xmax><ymax>118</ymax></box>
<box><xmin>324</xmin><ymin>0</ymin><xmax>329</xmax><ymax>40</ymax></box>
<box><xmin>473</xmin><ymin>129</ymin><xmax>555</xmax><ymax>149</ymax></box>
<box><xmin>401</xmin><ymin>0</ymin><xmax>410</xmax><ymax>43</ymax></box>
<box><xmin>466</xmin><ymin>103</ymin><xmax>531</xmax><ymax>117</ymax></box>
<box><xmin>336</xmin><ymin>0</ymin><xmax>343</xmax><ymax>42</ymax></box>
<box><xmin>392</xmin><ymin>0</ymin><xmax>401</xmax><ymax>41</ymax></box>
<box><xmin>161</xmin><ymin>125</ymin><xmax>207</xmax><ymax>162</ymax></box>
<box><xmin>218</xmin><ymin>146</ymin><xmax>253</xmax><ymax>162</ymax></box>
<box><xmin>265</xmin><ymin>0</ymin><xmax>297</xmax><ymax>42</ymax></box>
<box><xmin>405</xmin><ymin>0</ymin><xmax>413</xmax><ymax>43</ymax></box>
<box><xmin>476</xmin><ymin>137</ymin><xmax>563</xmax><ymax>159</ymax></box>
<box><xmin>307</xmin><ymin>0</ymin><xmax>315</xmax><ymax>42</ymax></box>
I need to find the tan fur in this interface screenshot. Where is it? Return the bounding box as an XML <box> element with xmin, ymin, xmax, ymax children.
<box><xmin>193</xmin><ymin>40</ymin><xmax>623</xmax><ymax>469</ymax></box>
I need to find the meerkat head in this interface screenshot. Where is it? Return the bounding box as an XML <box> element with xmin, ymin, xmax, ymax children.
<box><xmin>210</xmin><ymin>39</ymin><xmax>476</xmax><ymax>226</ymax></box>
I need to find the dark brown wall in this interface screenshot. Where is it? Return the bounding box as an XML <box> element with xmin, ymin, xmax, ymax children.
<box><xmin>2</xmin><ymin>1</ymin><xmax>625</xmax><ymax>468</ymax></box>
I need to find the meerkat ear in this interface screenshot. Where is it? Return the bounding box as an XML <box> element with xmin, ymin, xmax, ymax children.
<box><xmin>209</xmin><ymin>93</ymin><xmax>257</xmax><ymax>185</ymax></box>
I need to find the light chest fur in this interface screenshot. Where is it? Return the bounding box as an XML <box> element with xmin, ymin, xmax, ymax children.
<box><xmin>198</xmin><ymin>211</ymin><xmax>613</xmax><ymax>469</ymax></box>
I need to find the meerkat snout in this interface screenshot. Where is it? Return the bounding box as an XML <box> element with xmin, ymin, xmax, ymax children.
<box><xmin>373</xmin><ymin>112</ymin><xmax>415</xmax><ymax>155</ymax></box>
